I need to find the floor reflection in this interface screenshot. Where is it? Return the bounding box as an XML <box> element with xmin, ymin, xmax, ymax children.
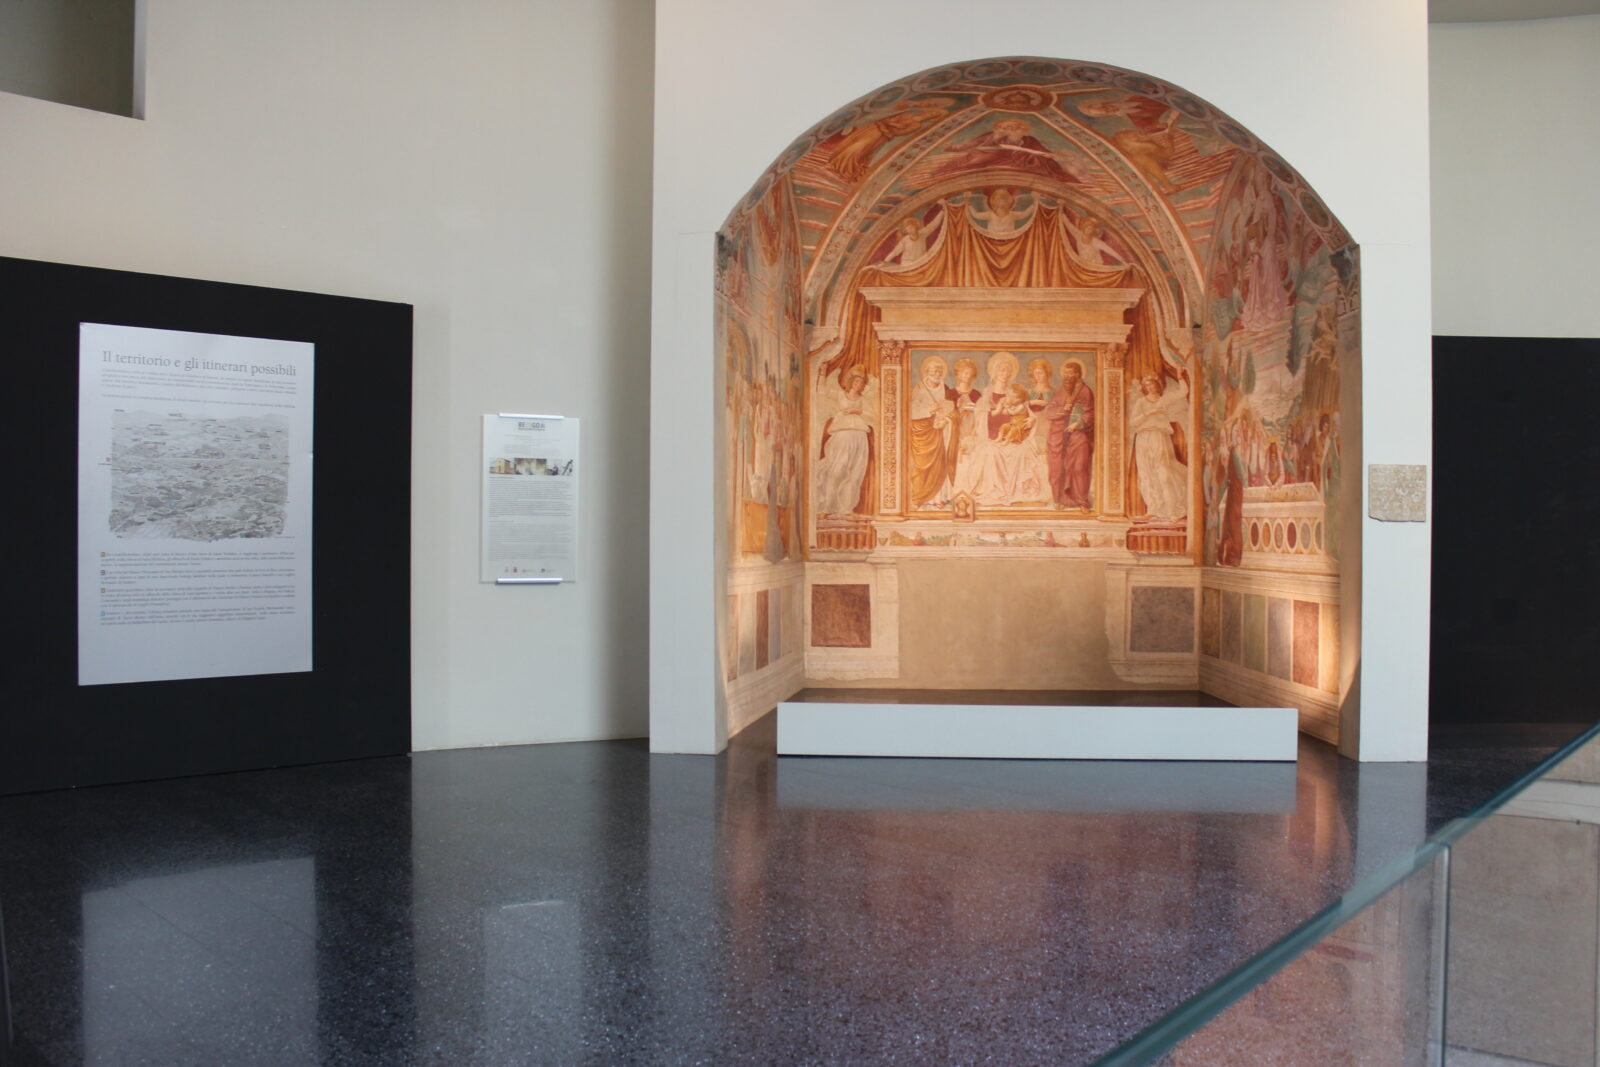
<box><xmin>479</xmin><ymin>901</ymin><xmax>582</xmax><ymax>1063</ymax></box>
<box><xmin>715</xmin><ymin>721</ymin><xmax>1364</xmax><ymax>1063</ymax></box>
<box><xmin>82</xmin><ymin>858</ymin><xmax>316</xmax><ymax>1065</ymax></box>
<box><xmin>0</xmin><ymin>715</ymin><xmax>1584</xmax><ymax>1065</ymax></box>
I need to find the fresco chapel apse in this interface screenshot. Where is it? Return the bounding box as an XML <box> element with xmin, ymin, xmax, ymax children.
<box><xmin>718</xmin><ymin>59</ymin><xmax>1357</xmax><ymax>739</ymax></box>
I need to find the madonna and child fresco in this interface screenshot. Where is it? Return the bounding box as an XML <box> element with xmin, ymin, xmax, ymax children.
<box><xmin>904</xmin><ymin>350</ymin><xmax>1097</xmax><ymax>512</ymax></box>
<box><xmin>718</xmin><ymin>57</ymin><xmax>1355</xmax><ymax>703</ymax></box>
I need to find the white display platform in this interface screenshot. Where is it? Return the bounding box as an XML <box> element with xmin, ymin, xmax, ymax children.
<box><xmin>776</xmin><ymin>702</ymin><xmax>1299</xmax><ymax>762</ymax></box>
<box><xmin>776</xmin><ymin>758</ymin><xmax>1298</xmax><ymax>812</ymax></box>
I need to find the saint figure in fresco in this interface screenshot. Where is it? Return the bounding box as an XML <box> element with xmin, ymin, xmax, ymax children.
<box><xmin>1078</xmin><ymin>95</ymin><xmax>1186</xmax><ymax>194</ymax></box>
<box><xmin>762</xmin><ymin>454</ymin><xmax>785</xmax><ymax>563</ymax></box>
<box><xmin>747</xmin><ymin>380</ymin><xmax>771</xmax><ymax>505</ymax></box>
<box><xmin>1025</xmin><ymin>358</ymin><xmax>1054</xmax><ymax>429</ymax></box>
<box><xmin>814</xmin><ymin>369</ymin><xmax>874</xmax><ymax>516</ymax></box>
<box><xmin>947</xmin><ymin>357</ymin><xmax>982</xmax><ymax>489</ymax></box>
<box><xmin>824</xmin><ymin>99</ymin><xmax>955</xmax><ymax>183</ymax></box>
<box><xmin>1264</xmin><ymin>441</ymin><xmax>1284</xmax><ymax>488</ymax></box>
<box><xmin>1129</xmin><ymin>375</ymin><xmax>1189</xmax><ymax>522</ymax></box>
<box><xmin>1235</xmin><ymin>173</ymin><xmax>1291</xmax><ymax>333</ymax></box>
<box><xmin>1043</xmin><ymin>359</ymin><xmax>1095</xmax><ymax>511</ymax></box>
<box><xmin>908</xmin><ymin>355</ymin><xmax>957</xmax><ymax>508</ymax></box>
<box><xmin>1025</xmin><ymin>357</ymin><xmax>1056</xmax><ymax>470</ymax></box>
<box><xmin>922</xmin><ymin>117</ymin><xmax>1086</xmax><ymax>186</ymax></box>
<box><xmin>1215</xmin><ymin>420</ymin><xmax>1248</xmax><ymax>566</ymax></box>
<box><xmin>1299</xmin><ymin>301</ymin><xmax>1341</xmax><ymax>414</ymax></box>
<box><xmin>1312</xmin><ymin>412</ymin><xmax>1341</xmax><ymax>559</ymax></box>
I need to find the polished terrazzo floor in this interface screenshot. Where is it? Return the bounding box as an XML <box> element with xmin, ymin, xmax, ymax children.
<box><xmin>0</xmin><ymin>715</ymin><xmax>1583</xmax><ymax>1065</ymax></box>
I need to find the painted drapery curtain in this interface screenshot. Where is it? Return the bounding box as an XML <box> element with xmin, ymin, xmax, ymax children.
<box><xmin>821</xmin><ymin>204</ymin><xmax>1169</xmax><ymax>387</ymax></box>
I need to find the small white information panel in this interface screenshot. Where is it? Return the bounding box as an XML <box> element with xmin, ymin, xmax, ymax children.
<box><xmin>481</xmin><ymin>413</ymin><xmax>579</xmax><ymax>583</ymax></box>
<box><xmin>77</xmin><ymin>322</ymin><xmax>315</xmax><ymax>686</ymax></box>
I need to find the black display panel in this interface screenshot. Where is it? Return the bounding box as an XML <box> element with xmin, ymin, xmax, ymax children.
<box><xmin>1</xmin><ymin>256</ymin><xmax>412</xmax><ymax>793</ymax></box>
<box><xmin>1432</xmin><ymin>335</ymin><xmax>1600</xmax><ymax>725</ymax></box>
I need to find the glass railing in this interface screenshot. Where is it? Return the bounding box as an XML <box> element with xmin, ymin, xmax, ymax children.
<box><xmin>1097</xmin><ymin>721</ymin><xmax>1600</xmax><ymax>1066</ymax></box>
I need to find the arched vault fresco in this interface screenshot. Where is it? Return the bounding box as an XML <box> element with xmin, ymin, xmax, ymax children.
<box><xmin>717</xmin><ymin>57</ymin><xmax>1358</xmax><ymax>741</ymax></box>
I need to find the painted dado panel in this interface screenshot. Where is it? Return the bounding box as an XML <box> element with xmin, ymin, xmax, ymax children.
<box><xmin>725</xmin><ymin>561</ymin><xmax>805</xmax><ymax>735</ymax></box>
<box><xmin>1199</xmin><ymin>567</ymin><xmax>1341</xmax><ymax>741</ymax></box>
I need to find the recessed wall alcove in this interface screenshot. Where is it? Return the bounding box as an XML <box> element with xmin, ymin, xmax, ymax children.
<box><xmin>715</xmin><ymin>57</ymin><xmax>1359</xmax><ymax>742</ymax></box>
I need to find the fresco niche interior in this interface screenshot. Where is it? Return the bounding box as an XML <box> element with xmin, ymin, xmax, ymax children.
<box><xmin>718</xmin><ymin>58</ymin><xmax>1358</xmax><ymax>740</ymax></box>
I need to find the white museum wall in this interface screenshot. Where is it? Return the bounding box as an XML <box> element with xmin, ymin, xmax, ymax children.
<box><xmin>1430</xmin><ymin>14</ymin><xmax>1600</xmax><ymax>338</ymax></box>
<box><xmin>652</xmin><ymin>0</ymin><xmax>1433</xmax><ymax>759</ymax></box>
<box><xmin>0</xmin><ymin>0</ymin><xmax>655</xmax><ymax>750</ymax></box>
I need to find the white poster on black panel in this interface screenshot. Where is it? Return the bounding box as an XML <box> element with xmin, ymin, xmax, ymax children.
<box><xmin>481</xmin><ymin>414</ymin><xmax>579</xmax><ymax>583</ymax></box>
<box><xmin>77</xmin><ymin>323</ymin><xmax>314</xmax><ymax>686</ymax></box>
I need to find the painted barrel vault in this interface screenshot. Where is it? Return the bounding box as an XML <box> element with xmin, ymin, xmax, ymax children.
<box><xmin>716</xmin><ymin>57</ymin><xmax>1357</xmax><ymax>741</ymax></box>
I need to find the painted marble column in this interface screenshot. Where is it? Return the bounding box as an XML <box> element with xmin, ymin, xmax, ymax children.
<box><xmin>876</xmin><ymin>339</ymin><xmax>905</xmax><ymax>519</ymax></box>
<box><xmin>1100</xmin><ymin>341</ymin><xmax>1127</xmax><ymax>520</ymax></box>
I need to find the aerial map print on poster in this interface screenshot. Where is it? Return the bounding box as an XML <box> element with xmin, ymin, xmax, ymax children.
<box><xmin>77</xmin><ymin>322</ymin><xmax>314</xmax><ymax>685</ymax></box>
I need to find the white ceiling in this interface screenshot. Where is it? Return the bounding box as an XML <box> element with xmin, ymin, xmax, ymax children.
<box><xmin>1431</xmin><ymin>0</ymin><xmax>1600</xmax><ymax>21</ymax></box>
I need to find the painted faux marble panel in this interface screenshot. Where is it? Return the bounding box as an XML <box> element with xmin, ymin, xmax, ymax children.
<box><xmin>784</xmin><ymin>582</ymin><xmax>804</xmax><ymax>659</ymax></box>
<box><xmin>755</xmin><ymin>589</ymin><xmax>771</xmax><ymax>670</ymax></box>
<box><xmin>768</xmin><ymin>587</ymin><xmax>784</xmax><ymax>665</ymax></box>
<box><xmin>1267</xmin><ymin>597</ymin><xmax>1293</xmax><ymax>681</ymax></box>
<box><xmin>812</xmin><ymin>583</ymin><xmax>872</xmax><ymax>648</ymax></box>
<box><xmin>725</xmin><ymin>594</ymin><xmax>740</xmax><ymax>681</ymax></box>
<box><xmin>1221</xmin><ymin>589</ymin><xmax>1242</xmax><ymax>665</ymax></box>
<box><xmin>1200</xmin><ymin>586</ymin><xmax>1221</xmax><ymax>659</ymax></box>
<box><xmin>1130</xmin><ymin>587</ymin><xmax>1195</xmax><ymax>653</ymax></box>
<box><xmin>737</xmin><ymin>593</ymin><xmax>757</xmax><ymax>677</ymax></box>
<box><xmin>1242</xmin><ymin>594</ymin><xmax>1267</xmax><ymax>673</ymax></box>
<box><xmin>1293</xmin><ymin>600</ymin><xmax>1319</xmax><ymax>688</ymax></box>
<box><xmin>1320</xmin><ymin>602</ymin><xmax>1340</xmax><ymax>694</ymax></box>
